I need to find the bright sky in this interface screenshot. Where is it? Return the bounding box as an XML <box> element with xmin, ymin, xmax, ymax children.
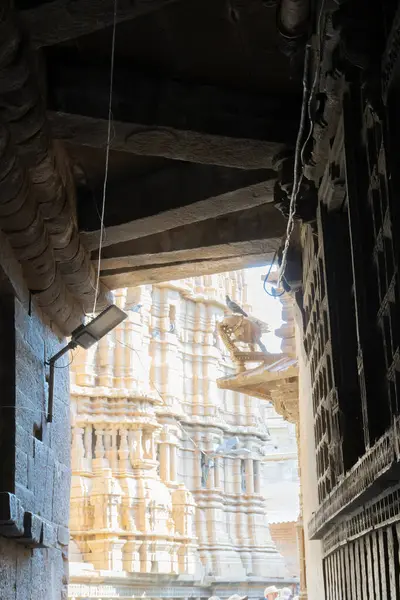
<box><xmin>244</xmin><ymin>265</ymin><xmax>283</xmax><ymax>354</ymax></box>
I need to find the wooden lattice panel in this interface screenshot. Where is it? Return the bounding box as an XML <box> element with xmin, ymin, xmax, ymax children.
<box><xmin>302</xmin><ymin>224</ymin><xmax>339</xmax><ymax>503</ymax></box>
<box><xmin>344</xmin><ymin>86</ymin><xmax>400</xmax><ymax>446</ymax></box>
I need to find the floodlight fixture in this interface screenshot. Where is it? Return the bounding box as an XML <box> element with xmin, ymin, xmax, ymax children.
<box><xmin>46</xmin><ymin>305</ymin><xmax>127</xmax><ymax>422</ymax></box>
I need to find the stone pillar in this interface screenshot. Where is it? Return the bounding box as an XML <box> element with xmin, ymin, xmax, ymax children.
<box><xmin>119</xmin><ymin>429</ymin><xmax>130</xmax><ymax>472</ymax></box>
<box><xmin>132</xmin><ymin>429</ymin><xmax>143</xmax><ymax>462</ymax></box>
<box><xmin>214</xmin><ymin>457</ymin><xmax>221</xmax><ymax>489</ymax></box>
<box><xmin>104</xmin><ymin>429</ymin><xmax>113</xmax><ymax>469</ymax></box>
<box><xmin>97</xmin><ymin>334</ymin><xmax>114</xmax><ymax>387</ymax></box>
<box><xmin>245</xmin><ymin>458</ymin><xmax>254</xmax><ymax>494</ymax></box>
<box><xmin>83</xmin><ymin>425</ymin><xmax>92</xmax><ymax>461</ymax></box>
<box><xmin>93</xmin><ymin>427</ymin><xmax>107</xmax><ymax>471</ymax></box>
<box><xmin>160</xmin><ymin>441</ymin><xmax>170</xmax><ymax>482</ymax></box>
<box><xmin>114</xmin><ymin>321</ymin><xmax>125</xmax><ymax>388</ymax></box>
<box><xmin>71</xmin><ymin>426</ymin><xmax>85</xmax><ymax>472</ymax></box>
<box><xmin>110</xmin><ymin>427</ymin><xmax>119</xmax><ymax>472</ymax></box>
<box><xmin>88</xmin><ymin>459</ymin><xmax>125</xmax><ymax>570</ymax></box>
<box><xmin>193</xmin><ymin>433</ymin><xmax>202</xmax><ymax>489</ymax></box>
<box><xmin>113</xmin><ymin>288</ymin><xmax>127</xmax><ymax>386</ymax></box>
<box><xmin>149</xmin><ymin>431</ymin><xmax>156</xmax><ymax>461</ymax></box>
<box><xmin>206</xmin><ymin>438</ymin><xmax>215</xmax><ymax>489</ymax></box>
<box><xmin>73</xmin><ymin>344</ymin><xmax>96</xmax><ymax>387</ymax></box>
<box><xmin>253</xmin><ymin>460</ymin><xmax>260</xmax><ymax>494</ymax></box>
<box><xmin>170</xmin><ymin>443</ymin><xmax>177</xmax><ymax>482</ymax></box>
<box><xmin>124</xmin><ymin>317</ymin><xmax>136</xmax><ymax>389</ymax></box>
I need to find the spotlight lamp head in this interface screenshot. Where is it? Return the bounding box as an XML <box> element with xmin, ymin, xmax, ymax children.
<box><xmin>71</xmin><ymin>305</ymin><xmax>128</xmax><ymax>349</ymax></box>
<box><xmin>46</xmin><ymin>305</ymin><xmax>128</xmax><ymax>422</ymax></box>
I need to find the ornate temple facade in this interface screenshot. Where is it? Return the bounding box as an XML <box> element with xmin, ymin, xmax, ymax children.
<box><xmin>68</xmin><ymin>271</ymin><xmax>300</xmax><ymax>600</ymax></box>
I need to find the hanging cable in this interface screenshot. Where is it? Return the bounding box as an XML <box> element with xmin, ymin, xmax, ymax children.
<box><xmin>279</xmin><ymin>0</ymin><xmax>327</xmax><ymax>283</ymax></box>
<box><xmin>278</xmin><ymin>43</ymin><xmax>310</xmax><ymax>283</ymax></box>
<box><xmin>263</xmin><ymin>252</ymin><xmax>285</xmax><ymax>297</ymax></box>
<box><xmin>115</xmin><ymin>337</ymin><xmax>206</xmax><ymax>456</ymax></box>
<box><xmin>300</xmin><ymin>0</ymin><xmax>327</xmax><ymax>168</ymax></box>
<box><xmin>92</xmin><ymin>0</ymin><xmax>118</xmax><ymax>315</ymax></box>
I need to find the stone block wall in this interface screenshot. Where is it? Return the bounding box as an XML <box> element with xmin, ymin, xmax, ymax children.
<box><xmin>0</xmin><ymin>295</ymin><xmax>71</xmax><ymax>600</ymax></box>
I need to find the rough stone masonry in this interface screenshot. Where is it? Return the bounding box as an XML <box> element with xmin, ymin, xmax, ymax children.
<box><xmin>0</xmin><ymin>294</ymin><xmax>71</xmax><ymax>600</ymax></box>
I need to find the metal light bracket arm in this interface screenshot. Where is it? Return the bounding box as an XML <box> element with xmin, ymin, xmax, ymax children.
<box><xmin>45</xmin><ymin>304</ymin><xmax>128</xmax><ymax>422</ymax></box>
<box><xmin>46</xmin><ymin>340</ymin><xmax>77</xmax><ymax>422</ymax></box>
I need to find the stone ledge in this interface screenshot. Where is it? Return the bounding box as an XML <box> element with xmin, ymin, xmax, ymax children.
<box><xmin>0</xmin><ymin>492</ymin><xmax>25</xmax><ymax>537</ymax></box>
<box><xmin>0</xmin><ymin>492</ymin><xmax>69</xmax><ymax>548</ymax></box>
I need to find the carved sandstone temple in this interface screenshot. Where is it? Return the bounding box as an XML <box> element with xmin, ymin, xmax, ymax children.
<box><xmin>4</xmin><ymin>2</ymin><xmax>400</xmax><ymax>599</ymax></box>
<box><xmin>217</xmin><ymin>271</ymin><xmax>306</xmax><ymax>598</ymax></box>
<box><xmin>68</xmin><ymin>271</ymin><xmax>300</xmax><ymax>600</ymax></box>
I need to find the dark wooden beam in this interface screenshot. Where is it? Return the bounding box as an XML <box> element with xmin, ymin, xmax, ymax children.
<box><xmin>50</xmin><ymin>111</ymin><xmax>288</xmax><ymax>170</ymax></box>
<box><xmin>21</xmin><ymin>0</ymin><xmax>178</xmax><ymax>47</ymax></box>
<box><xmin>101</xmin><ymin>253</ymin><xmax>273</xmax><ymax>290</ymax></box>
<box><xmin>81</xmin><ymin>176</ymin><xmax>276</xmax><ymax>251</ymax></box>
<box><xmin>97</xmin><ymin>203</ymin><xmax>285</xmax><ymax>288</ymax></box>
<box><xmin>78</xmin><ymin>162</ymin><xmax>275</xmax><ymax>236</ymax></box>
<box><xmin>99</xmin><ymin>239</ymin><xmax>277</xmax><ymax>271</ymax></box>
<box><xmin>100</xmin><ymin>204</ymin><xmax>285</xmax><ymax>260</ymax></box>
<box><xmin>46</xmin><ymin>55</ymin><xmax>300</xmax><ymax>168</ymax></box>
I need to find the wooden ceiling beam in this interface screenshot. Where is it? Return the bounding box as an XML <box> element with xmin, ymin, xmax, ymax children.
<box><xmin>81</xmin><ymin>176</ymin><xmax>277</xmax><ymax>251</ymax></box>
<box><xmin>100</xmin><ymin>253</ymin><xmax>274</xmax><ymax>290</ymax></box>
<box><xmin>46</xmin><ymin>55</ymin><xmax>300</xmax><ymax>168</ymax></box>
<box><xmin>20</xmin><ymin>0</ymin><xmax>178</xmax><ymax>47</ymax></box>
<box><xmin>99</xmin><ymin>204</ymin><xmax>285</xmax><ymax>262</ymax></box>
<box><xmin>49</xmin><ymin>111</ymin><xmax>288</xmax><ymax>170</ymax></box>
<box><xmin>96</xmin><ymin>203</ymin><xmax>285</xmax><ymax>289</ymax></box>
<box><xmin>98</xmin><ymin>240</ymin><xmax>277</xmax><ymax>271</ymax></box>
<box><xmin>78</xmin><ymin>162</ymin><xmax>276</xmax><ymax>243</ymax></box>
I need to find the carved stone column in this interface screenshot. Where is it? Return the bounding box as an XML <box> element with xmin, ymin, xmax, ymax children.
<box><xmin>118</xmin><ymin>429</ymin><xmax>130</xmax><ymax>472</ymax></box>
<box><xmin>245</xmin><ymin>458</ymin><xmax>254</xmax><ymax>495</ymax></box>
<box><xmin>206</xmin><ymin>437</ymin><xmax>215</xmax><ymax>489</ymax></box>
<box><xmin>92</xmin><ymin>427</ymin><xmax>107</xmax><ymax>472</ymax></box>
<box><xmin>97</xmin><ymin>334</ymin><xmax>114</xmax><ymax>387</ymax></box>
<box><xmin>71</xmin><ymin>426</ymin><xmax>85</xmax><ymax>472</ymax></box>
<box><xmin>83</xmin><ymin>425</ymin><xmax>92</xmax><ymax>464</ymax></box>
<box><xmin>114</xmin><ymin>321</ymin><xmax>125</xmax><ymax>388</ymax></box>
<box><xmin>132</xmin><ymin>429</ymin><xmax>143</xmax><ymax>462</ymax></box>
<box><xmin>214</xmin><ymin>457</ymin><xmax>221</xmax><ymax>489</ymax></box>
<box><xmin>253</xmin><ymin>460</ymin><xmax>261</xmax><ymax>494</ymax></box>
<box><xmin>73</xmin><ymin>345</ymin><xmax>96</xmax><ymax>387</ymax></box>
<box><xmin>110</xmin><ymin>427</ymin><xmax>119</xmax><ymax>472</ymax></box>
<box><xmin>170</xmin><ymin>442</ymin><xmax>177</xmax><ymax>482</ymax></box>
<box><xmin>160</xmin><ymin>440</ymin><xmax>170</xmax><ymax>482</ymax></box>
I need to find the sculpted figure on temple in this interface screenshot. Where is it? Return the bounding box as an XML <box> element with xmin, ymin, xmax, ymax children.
<box><xmin>217</xmin><ymin>312</ymin><xmax>270</xmax><ymax>361</ymax></box>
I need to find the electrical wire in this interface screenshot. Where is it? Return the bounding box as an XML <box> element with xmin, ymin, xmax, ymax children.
<box><xmin>279</xmin><ymin>0</ymin><xmax>327</xmax><ymax>283</ymax></box>
<box><xmin>300</xmin><ymin>0</ymin><xmax>327</xmax><ymax>168</ymax></box>
<box><xmin>114</xmin><ymin>338</ymin><xmax>264</xmax><ymax>464</ymax></box>
<box><xmin>278</xmin><ymin>44</ymin><xmax>311</xmax><ymax>284</ymax></box>
<box><xmin>114</xmin><ymin>338</ymin><xmax>206</xmax><ymax>456</ymax></box>
<box><xmin>53</xmin><ymin>348</ymin><xmax>76</xmax><ymax>369</ymax></box>
<box><xmin>263</xmin><ymin>253</ymin><xmax>285</xmax><ymax>297</ymax></box>
<box><xmin>92</xmin><ymin>0</ymin><xmax>118</xmax><ymax>316</ymax></box>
